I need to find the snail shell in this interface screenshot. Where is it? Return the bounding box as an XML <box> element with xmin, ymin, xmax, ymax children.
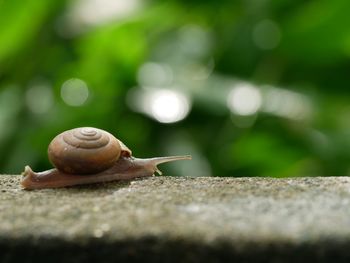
<box><xmin>48</xmin><ymin>127</ymin><xmax>131</xmax><ymax>175</ymax></box>
<box><xmin>21</xmin><ymin>127</ymin><xmax>191</xmax><ymax>190</ymax></box>
<box><xmin>48</xmin><ymin>127</ymin><xmax>122</xmax><ymax>174</ymax></box>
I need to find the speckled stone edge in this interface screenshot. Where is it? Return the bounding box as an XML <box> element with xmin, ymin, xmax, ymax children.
<box><xmin>1</xmin><ymin>235</ymin><xmax>350</xmax><ymax>263</ymax></box>
<box><xmin>2</xmin><ymin>175</ymin><xmax>350</xmax><ymax>263</ymax></box>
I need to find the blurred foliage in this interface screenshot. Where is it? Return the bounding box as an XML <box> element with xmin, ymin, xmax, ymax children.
<box><xmin>1</xmin><ymin>0</ymin><xmax>350</xmax><ymax>177</ymax></box>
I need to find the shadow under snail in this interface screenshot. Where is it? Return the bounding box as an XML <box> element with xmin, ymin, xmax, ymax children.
<box><xmin>21</xmin><ymin>127</ymin><xmax>191</xmax><ymax>190</ymax></box>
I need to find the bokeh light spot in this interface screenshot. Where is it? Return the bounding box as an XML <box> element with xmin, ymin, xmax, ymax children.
<box><xmin>150</xmin><ymin>89</ymin><xmax>190</xmax><ymax>123</ymax></box>
<box><xmin>61</xmin><ymin>78</ymin><xmax>89</xmax><ymax>106</ymax></box>
<box><xmin>262</xmin><ymin>86</ymin><xmax>312</xmax><ymax>120</ymax></box>
<box><xmin>74</xmin><ymin>0</ymin><xmax>140</xmax><ymax>26</ymax></box>
<box><xmin>26</xmin><ymin>84</ymin><xmax>54</xmax><ymax>114</ymax></box>
<box><xmin>227</xmin><ymin>84</ymin><xmax>262</xmax><ymax>116</ymax></box>
<box><xmin>252</xmin><ymin>19</ymin><xmax>281</xmax><ymax>50</ymax></box>
<box><xmin>127</xmin><ymin>87</ymin><xmax>191</xmax><ymax>124</ymax></box>
<box><xmin>179</xmin><ymin>25</ymin><xmax>212</xmax><ymax>58</ymax></box>
<box><xmin>137</xmin><ymin>62</ymin><xmax>173</xmax><ymax>87</ymax></box>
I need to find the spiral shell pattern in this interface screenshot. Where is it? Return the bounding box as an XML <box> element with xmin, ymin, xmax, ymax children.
<box><xmin>48</xmin><ymin>127</ymin><xmax>121</xmax><ymax>174</ymax></box>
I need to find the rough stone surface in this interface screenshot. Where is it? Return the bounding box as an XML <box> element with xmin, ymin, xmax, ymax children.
<box><xmin>1</xmin><ymin>175</ymin><xmax>350</xmax><ymax>262</ymax></box>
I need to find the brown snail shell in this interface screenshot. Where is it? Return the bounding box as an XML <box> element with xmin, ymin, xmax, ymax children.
<box><xmin>21</xmin><ymin>127</ymin><xmax>191</xmax><ymax>190</ymax></box>
<box><xmin>48</xmin><ymin>127</ymin><xmax>123</xmax><ymax>174</ymax></box>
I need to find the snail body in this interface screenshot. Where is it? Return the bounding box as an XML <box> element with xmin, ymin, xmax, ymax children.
<box><xmin>21</xmin><ymin>127</ymin><xmax>191</xmax><ymax>190</ymax></box>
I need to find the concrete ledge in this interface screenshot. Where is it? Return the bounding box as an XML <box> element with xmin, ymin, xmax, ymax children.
<box><xmin>1</xmin><ymin>175</ymin><xmax>350</xmax><ymax>262</ymax></box>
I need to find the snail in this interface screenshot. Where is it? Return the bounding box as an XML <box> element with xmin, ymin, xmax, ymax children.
<box><xmin>21</xmin><ymin>127</ymin><xmax>191</xmax><ymax>190</ymax></box>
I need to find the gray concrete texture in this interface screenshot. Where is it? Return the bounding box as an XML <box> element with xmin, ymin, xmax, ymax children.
<box><xmin>1</xmin><ymin>175</ymin><xmax>350</xmax><ymax>262</ymax></box>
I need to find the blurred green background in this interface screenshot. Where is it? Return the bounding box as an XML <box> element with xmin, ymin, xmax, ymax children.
<box><xmin>1</xmin><ymin>0</ymin><xmax>350</xmax><ymax>177</ymax></box>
